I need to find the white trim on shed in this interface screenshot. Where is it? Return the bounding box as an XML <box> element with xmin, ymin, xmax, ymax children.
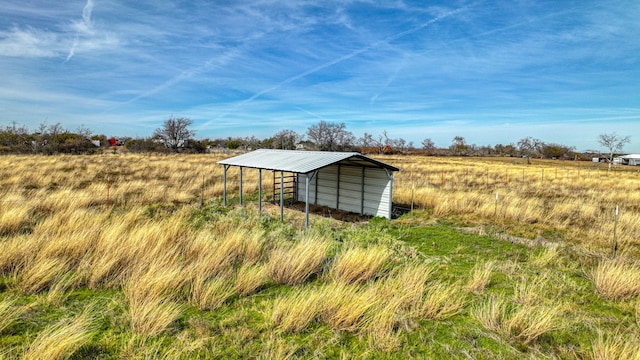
<box><xmin>217</xmin><ymin>149</ymin><xmax>400</xmax><ymax>227</ymax></box>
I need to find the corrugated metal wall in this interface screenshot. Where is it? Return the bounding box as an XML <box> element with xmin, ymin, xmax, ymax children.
<box><xmin>297</xmin><ymin>164</ymin><xmax>392</xmax><ymax>219</ymax></box>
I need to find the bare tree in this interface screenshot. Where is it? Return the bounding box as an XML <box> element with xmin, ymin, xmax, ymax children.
<box><xmin>421</xmin><ymin>138</ymin><xmax>435</xmax><ymax>153</ymax></box>
<box><xmin>393</xmin><ymin>138</ymin><xmax>407</xmax><ymax>152</ymax></box>
<box><xmin>76</xmin><ymin>124</ymin><xmax>93</xmax><ymax>139</ymax></box>
<box><xmin>517</xmin><ymin>137</ymin><xmax>544</xmax><ymax>164</ymax></box>
<box><xmin>358</xmin><ymin>132</ymin><xmax>375</xmax><ymax>148</ymax></box>
<box><xmin>306</xmin><ymin>120</ymin><xmax>354</xmax><ymax>151</ymax></box>
<box><xmin>272</xmin><ymin>129</ymin><xmax>301</xmax><ymax>150</ymax></box>
<box><xmin>153</xmin><ymin>116</ymin><xmax>195</xmax><ymax>150</ymax></box>
<box><xmin>47</xmin><ymin>123</ymin><xmax>64</xmax><ymax>140</ymax></box>
<box><xmin>374</xmin><ymin>134</ymin><xmax>385</xmax><ymax>154</ymax></box>
<box><xmin>243</xmin><ymin>135</ymin><xmax>261</xmax><ymax>150</ymax></box>
<box><xmin>450</xmin><ymin>136</ymin><xmax>468</xmax><ymax>156</ymax></box>
<box><xmin>421</xmin><ymin>138</ymin><xmax>435</xmax><ymax>150</ymax></box>
<box><xmin>598</xmin><ymin>132</ymin><xmax>631</xmax><ymax>170</ymax></box>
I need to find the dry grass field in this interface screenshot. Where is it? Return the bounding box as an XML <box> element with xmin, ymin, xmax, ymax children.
<box><xmin>0</xmin><ymin>152</ymin><xmax>639</xmax><ymax>358</ymax></box>
<box><xmin>388</xmin><ymin>155</ymin><xmax>640</xmax><ymax>257</ymax></box>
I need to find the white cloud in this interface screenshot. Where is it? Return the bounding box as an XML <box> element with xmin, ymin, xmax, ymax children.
<box><xmin>0</xmin><ymin>26</ymin><xmax>62</xmax><ymax>57</ymax></box>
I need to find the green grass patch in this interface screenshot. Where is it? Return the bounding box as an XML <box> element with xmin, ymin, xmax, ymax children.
<box><xmin>1</xmin><ymin>205</ymin><xmax>639</xmax><ymax>358</ymax></box>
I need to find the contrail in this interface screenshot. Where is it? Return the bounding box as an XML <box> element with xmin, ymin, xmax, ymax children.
<box><xmin>65</xmin><ymin>0</ymin><xmax>94</xmax><ymax>63</ymax></box>
<box><xmin>199</xmin><ymin>2</ymin><xmax>479</xmax><ymax>129</ymax></box>
<box><xmin>119</xmin><ymin>49</ymin><xmax>241</xmax><ymax>108</ymax></box>
<box><xmin>295</xmin><ymin>106</ymin><xmax>327</xmax><ymax>121</ymax></box>
<box><xmin>371</xmin><ymin>60</ymin><xmax>404</xmax><ymax>105</ymax></box>
<box><xmin>82</xmin><ymin>0</ymin><xmax>95</xmax><ymax>26</ymax></box>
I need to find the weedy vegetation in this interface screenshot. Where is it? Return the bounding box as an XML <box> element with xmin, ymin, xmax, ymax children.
<box><xmin>0</xmin><ymin>153</ymin><xmax>639</xmax><ymax>358</ymax></box>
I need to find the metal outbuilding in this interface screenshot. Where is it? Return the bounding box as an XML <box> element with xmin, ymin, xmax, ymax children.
<box><xmin>217</xmin><ymin>149</ymin><xmax>400</xmax><ymax>227</ymax></box>
<box><xmin>614</xmin><ymin>154</ymin><xmax>640</xmax><ymax>166</ymax></box>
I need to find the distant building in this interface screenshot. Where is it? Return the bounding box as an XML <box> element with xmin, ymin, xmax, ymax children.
<box><xmin>108</xmin><ymin>137</ymin><xmax>125</xmax><ymax>146</ymax></box>
<box><xmin>614</xmin><ymin>154</ymin><xmax>640</xmax><ymax>166</ymax></box>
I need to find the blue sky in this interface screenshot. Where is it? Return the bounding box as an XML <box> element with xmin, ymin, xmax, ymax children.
<box><xmin>1</xmin><ymin>0</ymin><xmax>639</xmax><ymax>152</ymax></box>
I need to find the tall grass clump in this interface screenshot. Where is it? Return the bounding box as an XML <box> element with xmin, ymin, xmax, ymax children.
<box><xmin>472</xmin><ymin>296</ymin><xmax>560</xmax><ymax>344</ymax></box>
<box><xmin>467</xmin><ymin>261</ymin><xmax>495</xmax><ymax>294</ymax></box>
<box><xmin>472</xmin><ymin>296</ymin><xmax>506</xmax><ymax>334</ymax></box>
<box><xmin>235</xmin><ymin>264</ymin><xmax>268</xmax><ymax>296</ymax></box>
<box><xmin>0</xmin><ymin>203</ymin><xmax>30</xmax><ymax>236</ymax></box>
<box><xmin>591</xmin><ymin>259</ymin><xmax>640</xmax><ymax>300</ymax></box>
<box><xmin>0</xmin><ymin>235</ymin><xmax>39</xmax><ymax>275</ymax></box>
<box><xmin>125</xmin><ymin>280</ymin><xmax>183</xmax><ymax>339</ymax></box>
<box><xmin>23</xmin><ymin>310</ymin><xmax>94</xmax><ymax>360</ymax></box>
<box><xmin>329</xmin><ymin>245</ymin><xmax>391</xmax><ymax>284</ymax></box>
<box><xmin>271</xmin><ymin>287</ymin><xmax>323</xmax><ymax>333</ymax></box>
<box><xmin>529</xmin><ymin>246</ymin><xmax>560</xmax><ymax>267</ymax></box>
<box><xmin>319</xmin><ymin>283</ymin><xmax>375</xmax><ymax>332</ymax></box>
<box><xmin>383</xmin><ymin>261</ymin><xmax>437</xmax><ymax>309</ymax></box>
<box><xmin>504</xmin><ymin>304</ymin><xmax>561</xmax><ymax>345</ymax></box>
<box><xmin>0</xmin><ymin>298</ymin><xmax>25</xmax><ymax>334</ymax></box>
<box><xmin>17</xmin><ymin>257</ymin><xmax>72</xmax><ymax>294</ymax></box>
<box><xmin>365</xmin><ymin>297</ymin><xmax>404</xmax><ymax>352</ymax></box>
<box><xmin>267</xmin><ymin>234</ymin><xmax>331</xmax><ymax>285</ymax></box>
<box><xmin>512</xmin><ymin>275</ymin><xmax>546</xmax><ymax>306</ymax></box>
<box><xmin>46</xmin><ymin>273</ymin><xmax>77</xmax><ymax>305</ymax></box>
<box><xmin>188</xmin><ymin>228</ymin><xmax>257</xmax><ymax>282</ymax></box>
<box><xmin>258</xmin><ymin>335</ymin><xmax>299</xmax><ymax>360</ymax></box>
<box><xmin>190</xmin><ymin>275</ymin><xmax>236</xmax><ymax>311</ymax></box>
<box><xmin>590</xmin><ymin>331</ymin><xmax>640</xmax><ymax>360</ymax></box>
<box><xmin>418</xmin><ymin>281</ymin><xmax>467</xmax><ymax>320</ymax></box>
<box><xmin>126</xmin><ymin>260</ymin><xmax>188</xmax><ymax>302</ymax></box>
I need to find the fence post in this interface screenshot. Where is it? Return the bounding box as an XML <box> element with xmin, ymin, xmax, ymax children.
<box><xmin>612</xmin><ymin>205</ymin><xmax>619</xmax><ymax>258</ymax></box>
<box><xmin>106</xmin><ymin>176</ymin><xmax>111</xmax><ymax>209</ymax></box>
<box><xmin>411</xmin><ymin>171</ymin><xmax>415</xmax><ymax>211</ymax></box>
<box><xmin>201</xmin><ymin>174</ymin><xmax>205</xmax><ymax>208</ymax></box>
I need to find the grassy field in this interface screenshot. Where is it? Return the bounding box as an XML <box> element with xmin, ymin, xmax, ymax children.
<box><xmin>1</xmin><ymin>153</ymin><xmax>639</xmax><ymax>359</ymax></box>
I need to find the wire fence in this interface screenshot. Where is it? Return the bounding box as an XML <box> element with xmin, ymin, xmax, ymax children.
<box><xmin>396</xmin><ymin>165</ymin><xmax>640</xmax><ymax>191</ymax></box>
<box><xmin>0</xmin><ymin>171</ymin><xmax>284</xmax><ymax>211</ymax></box>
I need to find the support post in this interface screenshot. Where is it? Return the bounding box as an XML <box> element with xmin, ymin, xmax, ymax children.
<box><xmin>258</xmin><ymin>169</ymin><xmax>262</xmax><ymax>215</ymax></box>
<box><xmin>389</xmin><ymin>172</ymin><xmax>393</xmax><ymax>219</ymax></box>
<box><xmin>314</xmin><ymin>172</ymin><xmax>318</xmax><ymax>205</ymax></box>
<box><xmin>280</xmin><ymin>171</ymin><xmax>284</xmax><ymax>222</ymax></box>
<box><xmin>201</xmin><ymin>174</ymin><xmax>205</xmax><ymax>208</ymax></box>
<box><xmin>384</xmin><ymin>168</ymin><xmax>394</xmax><ymax>220</ymax></box>
<box><xmin>361</xmin><ymin>167</ymin><xmax>365</xmax><ymax>215</ymax></box>
<box><xmin>336</xmin><ymin>165</ymin><xmax>341</xmax><ymax>210</ymax></box>
<box><xmin>223</xmin><ymin>165</ymin><xmax>228</xmax><ymax>207</ymax></box>
<box><xmin>612</xmin><ymin>205</ymin><xmax>619</xmax><ymax>258</ymax></box>
<box><xmin>305</xmin><ymin>171</ymin><xmax>318</xmax><ymax>229</ymax></box>
<box><xmin>239</xmin><ymin>166</ymin><xmax>243</xmax><ymax>206</ymax></box>
<box><xmin>306</xmin><ymin>175</ymin><xmax>310</xmax><ymax>229</ymax></box>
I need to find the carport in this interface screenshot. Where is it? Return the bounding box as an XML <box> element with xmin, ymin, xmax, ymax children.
<box><xmin>217</xmin><ymin>149</ymin><xmax>400</xmax><ymax>228</ymax></box>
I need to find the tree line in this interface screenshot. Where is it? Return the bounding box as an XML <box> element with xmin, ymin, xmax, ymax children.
<box><xmin>0</xmin><ymin>117</ymin><xmax>631</xmax><ymax>164</ymax></box>
<box><xmin>0</xmin><ymin>122</ymin><xmax>102</xmax><ymax>154</ymax></box>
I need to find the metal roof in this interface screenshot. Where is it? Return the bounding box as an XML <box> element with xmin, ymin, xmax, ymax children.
<box><xmin>617</xmin><ymin>154</ymin><xmax>640</xmax><ymax>159</ymax></box>
<box><xmin>217</xmin><ymin>149</ymin><xmax>400</xmax><ymax>173</ymax></box>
